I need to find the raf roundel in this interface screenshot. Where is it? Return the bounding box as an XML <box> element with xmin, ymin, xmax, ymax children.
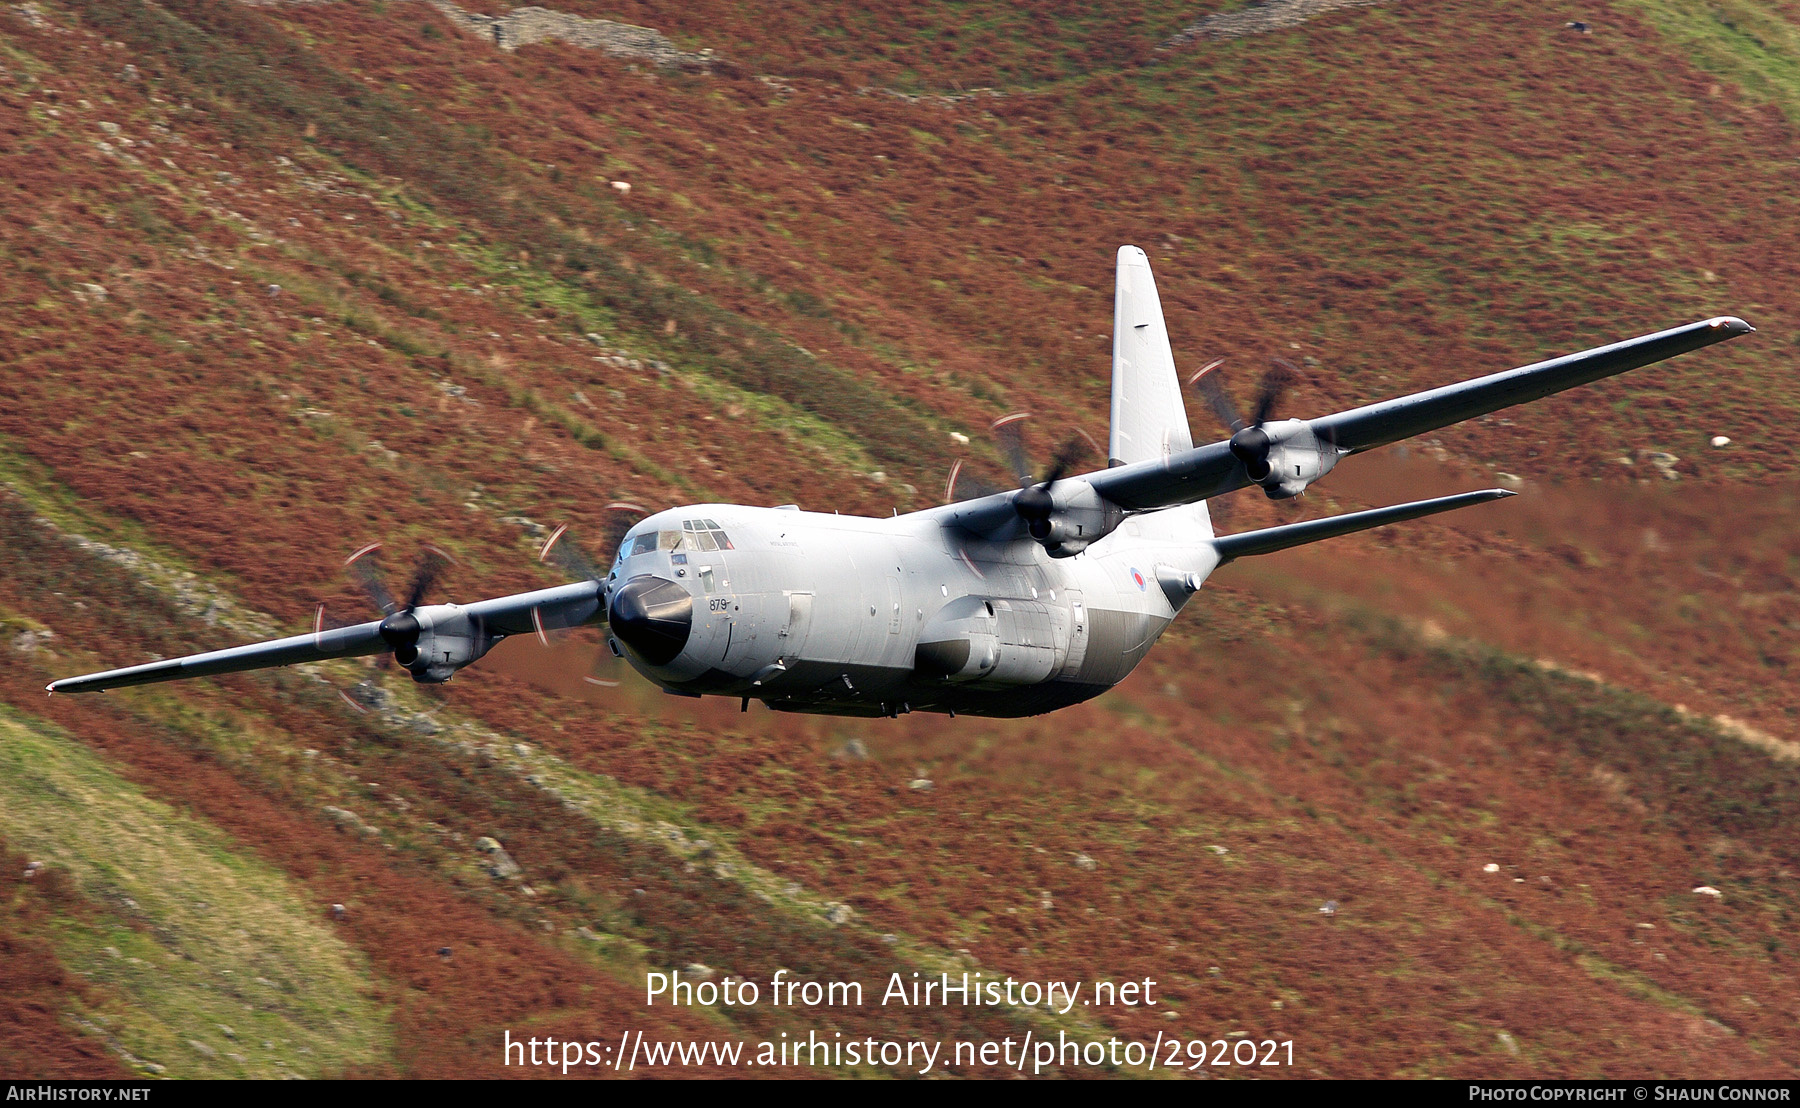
<box><xmin>1130</xmin><ymin>568</ymin><xmax>1147</xmax><ymax>592</ymax></box>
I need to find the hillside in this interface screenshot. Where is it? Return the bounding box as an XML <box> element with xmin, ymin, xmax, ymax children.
<box><xmin>1</xmin><ymin>0</ymin><xmax>1797</xmax><ymax>1078</ymax></box>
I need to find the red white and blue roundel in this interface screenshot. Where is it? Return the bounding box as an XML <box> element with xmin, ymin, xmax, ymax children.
<box><xmin>1129</xmin><ymin>567</ymin><xmax>1147</xmax><ymax>591</ymax></box>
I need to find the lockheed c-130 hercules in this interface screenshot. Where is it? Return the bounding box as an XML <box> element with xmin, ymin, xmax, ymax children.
<box><xmin>50</xmin><ymin>247</ymin><xmax>1753</xmax><ymax>718</ymax></box>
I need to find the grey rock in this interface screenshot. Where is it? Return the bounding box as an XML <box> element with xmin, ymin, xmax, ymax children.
<box><xmin>12</xmin><ymin>628</ymin><xmax>53</xmax><ymax>652</ymax></box>
<box><xmin>1643</xmin><ymin>451</ymin><xmax>1681</xmax><ymax>480</ymax></box>
<box><xmin>1162</xmin><ymin>0</ymin><xmax>1390</xmax><ymax>47</ymax></box>
<box><xmin>474</xmin><ymin>836</ymin><xmax>522</xmax><ymax>878</ymax></box>
<box><xmin>430</xmin><ymin>2</ymin><xmax>716</xmax><ymax>69</ymax></box>
<box><xmin>342</xmin><ymin>682</ymin><xmax>392</xmax><ymax>712</ymax></box>
<box><xmin>322</xmin><ymin>806</ymin><xmax>380</xmax><ymax>838</ymax></box>
<box><xmin>500</xmin><ymin>515</ymin><xmax>547</xmax><ymax>535</ymax></box>
<box><xmin>11</xmin><ymin>4</ymin><xmax>50</xmax><ymax>30</ymax></box>
<box><xmin>405</xmin><ymin>713</ymin><xmax>442</xmax><ymax>736</ymax></box>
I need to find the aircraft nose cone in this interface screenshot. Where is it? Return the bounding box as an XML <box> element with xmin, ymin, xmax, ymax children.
<box><xmin>608</xmin><ymin>576</ymin><xmax>692</xmax><ymax>666</ymax></box>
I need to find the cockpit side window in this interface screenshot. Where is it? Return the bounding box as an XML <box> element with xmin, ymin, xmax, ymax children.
<box><xmin>630</xmin><ymin>532</ymin><xmax>658</xmax><ymax>557</ymax></box>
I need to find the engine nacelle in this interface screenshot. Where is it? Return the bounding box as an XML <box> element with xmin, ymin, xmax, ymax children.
<box><xmin>1015</xmin><ymin>479</ymin><xmax>1124</xmax><ymax>558</ymax></box>
<box><xmin>914</xmin><ymin>596</ymin><xmax>1067</xmax><ymax>687</ymax></box>
<box><xmin>402</xmin><ymin>605</ymin><xmax>499</xmax><ymax>683</ymax></box>
<box><xmin>1235</xmin><ymin>418</ymin><xmax>1345</xmax><ymax>500</ymax></box>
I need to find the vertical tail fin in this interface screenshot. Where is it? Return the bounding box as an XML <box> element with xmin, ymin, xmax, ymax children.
<box><xmin>1109</xmin><ymin>246</ymin><xmax>1194</xmax><ymax>467</ymax></box>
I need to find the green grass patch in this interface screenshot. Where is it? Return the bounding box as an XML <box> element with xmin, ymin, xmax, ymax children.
<box><xmin>1622</xmin><ymin>0</ymin><xmax>1800</xmax><ymax>122</ymax></box>
<box><xmin>0</xmin><ymin>706</ymin><xmax>391</xmax><ymax>1078</ymax></box>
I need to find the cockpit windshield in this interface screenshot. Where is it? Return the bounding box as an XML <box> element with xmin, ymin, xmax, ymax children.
<box><xmin>683</xmin><ymin>519</ymin><xmax>733</xmax><ymax>550</ymax></box>
<box><xmin>624</xmin><ymin>520</ymin><xmax>732</xmax><ymax>560</ymax></box>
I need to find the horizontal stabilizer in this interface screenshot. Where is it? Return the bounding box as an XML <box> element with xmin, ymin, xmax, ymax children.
<box><xmin>1212</xmin><ymin>489</ymin><xmax>1514</xmax><ymax>562</ymax></box>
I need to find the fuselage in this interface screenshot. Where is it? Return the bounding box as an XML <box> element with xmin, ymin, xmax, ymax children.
<box><xmin>602</xmin><ymin>500</ymin><xmax>1220</xmax><ymax>718</ymax></box>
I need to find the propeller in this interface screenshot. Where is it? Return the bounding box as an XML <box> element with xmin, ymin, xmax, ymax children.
<box><xmin>538</xmin><ymin>524</ymin><xmax>602</xmax><ymax>587</ymax></box>
<box><xmin>945</xmin><ymin>413</ymin><xmax>1096</xmax><ymax>513</ymax></box>
<box><xmin>945</xmin><ymin>413</ymin><xmax>1032</xmax><ymax>503</ymax></box>
<box><xmin>540</xmin><ymin>503</ymin><xmax>645</xmax><ymax>586</ymax></box>
<box><xmin>1188</xmin><ymin>356</ymin><xmax>1298</xmax><ymax>481</ymax></box>
<box><xmin>992</xmin><ymin>412</ymin><xmax>1034</xmax><ymax>486</ymax></box>
<box><xmin>538</xmin><ymin>503</ymin><xmax>645</xmax><ymax>685</ymax></box>
<box><xmin>314</xmin><ymin>543</ymin><xmax>456</xmax><ymax>710</ymax></box>
<box><xmin>345</xmin><ymin>542</ymin><xmax>451</xmax><ymax>666</ymax></box>
<box><xmin>1012</xmin><ymin>428</ymin><xmax>1095</xmax><ymax>540</ymax></box>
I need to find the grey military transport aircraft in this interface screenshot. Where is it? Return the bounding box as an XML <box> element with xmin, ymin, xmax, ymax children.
<box><xmin>50</xmin><ymin>247</ymin><xmax>1753</xmax><ymax>718</ymax></box>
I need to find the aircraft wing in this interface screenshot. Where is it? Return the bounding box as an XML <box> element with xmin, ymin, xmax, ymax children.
<box><xmin>46</xmin><ymin>620</ymin><xmax>390</xmax><ymax>694</ymax></box>
<box><xmin>1309</xmin><ymin>316</ymin><xmax>1753</xmax><ymax>453</ymax></box>
<box><xmin>1086</xmin><ymin>316</ymin><xmax>1753</xmax><ymax>513</ymax></box>
<box><xmin>47</xmin><ymin>580</ymin><xmax>603</xmax><ymax>694</ymax></box>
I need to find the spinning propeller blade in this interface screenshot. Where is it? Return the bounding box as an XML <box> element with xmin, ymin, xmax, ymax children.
<box><xmin>1189</xmin><ymin>356</ymin><xmax>1305</xmax><ymax>482</ymax></box>
<box><xmin>1004</xmin><ymin>418</ymin><xmax>1095</xmax><ymax>541</ymax></box>
<box><xmin>991</xmin><ymin>412</ymin><xmax>1034</xmax><ymax>487</ymax></box>
<box><xmin>945</xmin><ymin>413</ymin><xmax>1096</xmax><ymax>512</ymax></box>
<box><xmin>343</xmin><ymin>543</ymin><xmax>457</xmax><ymax>667</ymax></box>
<box><xmin>539</xmin><ymin>504</ymin><xmax>647</xmax><ymax>686</ymax></box>
<box><xmin>541</xmin><ymin>502</ymin><xmax>646</xmax><ymax>585</ymax></box>
<box><xmin>315</xmin><ymin>543</ymin><xmax>462</xmax><ymax>708</ymax></box>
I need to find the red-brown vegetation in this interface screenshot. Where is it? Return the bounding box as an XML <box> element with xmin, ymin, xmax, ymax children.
<box><xmin>0</xmin><ymin>0</ymin><xmax>1795</xmax><ymax>1078</ymax></box>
